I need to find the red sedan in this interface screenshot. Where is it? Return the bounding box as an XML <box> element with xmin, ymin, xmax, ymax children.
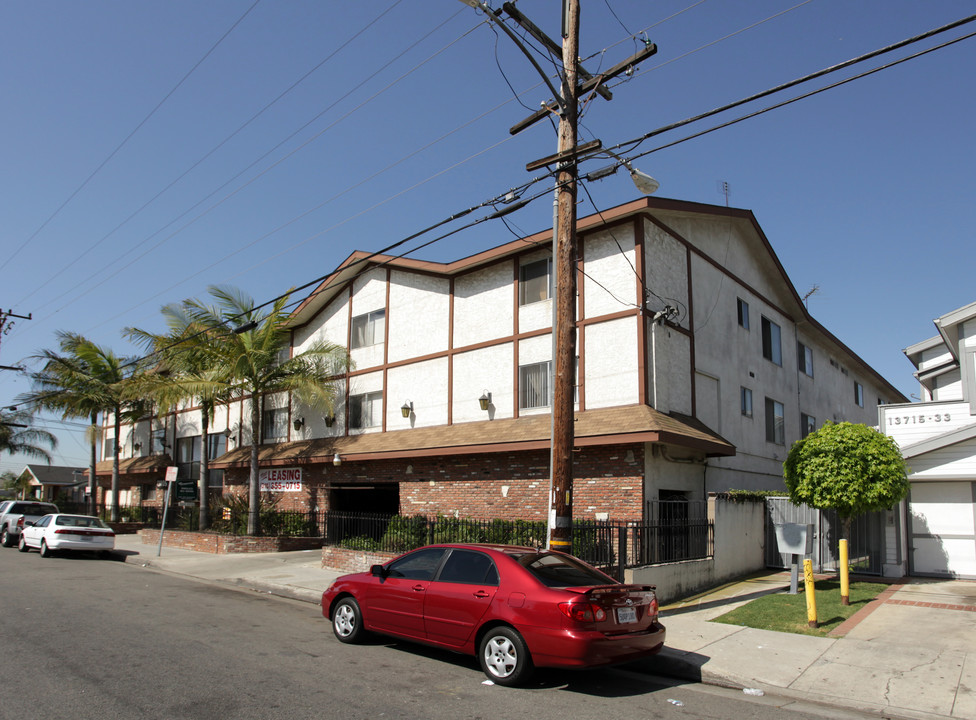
<box><xmin>321</xmin><ymin>543</ymin><xmax>665</xmax><ymax>686</ymax></box>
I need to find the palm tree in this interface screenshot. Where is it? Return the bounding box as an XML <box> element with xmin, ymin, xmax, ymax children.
<box><xmin>0</xmin><ymin>408</ymin><xmax>57</xmax><ymax>464</ymax></box>
<box><xmin>180</xmin><ymin>285</ymin><xmax>349</xmax><ymax>536</ymax></box>
<box><xmin>125</xmin><ymin>302</ymin><xmax>233</xmax><ymax>531</ymax></box>
<box><xmin>18</xmin><ymin>332</ymin><xmax>143</xmax><ymax>520</ymax></box>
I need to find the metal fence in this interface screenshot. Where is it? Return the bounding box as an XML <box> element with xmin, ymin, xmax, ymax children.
<box><xmin>765</xmin><ymin>497</ymin><xmax>885</xmax><ymax>575</ymax></box>
<box><xmin>71</xmin><ymin>501</ymin><xmax>714</xmax><ymax>573</ymax></box>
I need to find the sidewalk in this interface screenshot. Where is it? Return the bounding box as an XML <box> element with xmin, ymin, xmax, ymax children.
<box><xmin>113</xmin><ymin>535</ymin><xmax>976</xmax><ymax>719</ymax></box>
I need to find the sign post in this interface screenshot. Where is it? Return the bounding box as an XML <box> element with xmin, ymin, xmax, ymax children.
<box><xmin>157</xmin><ymin>466</ymin><xmax>178</xmax><ymax>557</ymax></box>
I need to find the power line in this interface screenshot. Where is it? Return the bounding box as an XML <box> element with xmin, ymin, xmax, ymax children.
<box><xmin>14</xmin><ymin>0</ymin><xmax>406</xmax><ymax>311</ymax></box>
<box><xmin>21</xmin><ymin>6</ymin><xmax>466</xmax><ymax>322</ymax></box>
<box><xmin>0</xmin><ymin>0</ymin><xmax>263</xmax><ymax>275</ymax></box>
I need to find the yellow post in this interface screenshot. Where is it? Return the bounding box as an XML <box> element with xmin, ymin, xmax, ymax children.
<box><xmin>803</xmin><ymin>558</ymin><xmax>818</xmax><ymax>628</ymax></box>
<box><xmin>839</xmin><ymin>538</ymin><xmax>850</xmax><ymax>606</ymax></box>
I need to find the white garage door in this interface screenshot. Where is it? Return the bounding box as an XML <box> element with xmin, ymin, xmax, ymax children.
<box><xmin>909</xmin><ymin>481</ymin><xmax>976</xmax><ymax>578</ymax></box>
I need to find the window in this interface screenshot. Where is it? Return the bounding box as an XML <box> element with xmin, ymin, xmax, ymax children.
<box><xmin>262</xmin><ymin>408</ymin><xmax>288</xmax><ymax>441</ymax></box>
<box><xmin>103</xmin><ymin>437</ymin><xmax>116</xmax><ymax>459</ymax></box>
<box><xmin>351</xmin><ymin>309</ymin><xmax>385</xmax><ymax>349</ymax></box>
<box><xmin>207</xmin><ymin>433</ymin><xmax>226</xmax><ymax>489</ymax></box>
<box><xmin>800</xmin><ymin>413</ymin><xmax>816</xmax><ymax>438</ymax></box>
<box><xmin>152</xmin><ymin>431</ymin><xmax>167</xmax><ymax>454</ymax></box>
<box><xmin>349</xmin><ymin>391</ymin><xmax>383</xmax><ymax>429</ymax></box>
<box><xmin>519</xmin><ymin>361</ymin><xmax>551</xmax><ymax>409</ymax></box>
<box><xmin>740</xmin><ymin>387</ymin><xmax>753</xmax><ymax>417</ymax></box>
<box><xmin>797</xmin><ymin>341</ymin><xmax>813</xmax><ymax>377</ymax></box>
<box><xmin>519</xmin><ymin>257</ymin><xmax>552</xmax><ymax>306</ymax></box>
<box><xmin>141</xmin><ymin>483</ymin><xmax>156</xmax><ymax>501</ymax></box>
<box><xmin>854</xmin><ymin>381</ymin><xmax>864</xmax><ymax>407</ymax></box>
<box><xmin>437</xmin><ymin>550</ymin><xmax>498</xmax><ymax>585</ymax></box>
<box><xmin>386</xmin><ymin>548</ymin><xmax>447</xmax><ymax>580</ymax></box>
<box><xmin>765</xmin><ymin>397</ymin><xmax>785</xmax><ymax>445</ymax></box>
<box><xmin>176</xmin><ymin>436</ymin><xmax>201</xmax><ymax>482</ymax></box>
<box><xmin>737</xmin><ymin>298</ymin><xmax>750</xmax><ymax>329</ymax></box>
<box><xmin>761</xmin><ymin>316</ymin><xmax>782</xmax><ymax>366</ymax></box>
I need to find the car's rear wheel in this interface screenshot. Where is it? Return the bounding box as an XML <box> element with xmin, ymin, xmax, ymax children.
<box><xmin>479</xmin><ymin>626</ymin><xmax>533</xmax><ymax>686</ymax></box>
<box><xmin>40</xmin><ymin>540</ymin><xmax>53</xmax><ymax>558</ymax></box>
<box><xmin>332</xmin><ymin>597</ymin><xmax>365</xmax><ymax>643</ymax></box>
<box><xmin>1</xmin><ymin>528</ymin><xmax>13</xmax><ymax>548</ymax></box>
<box><xmin>17</xmin><ymin>534</ymin><xmax>29</xmax><ymax>552</ymax></box>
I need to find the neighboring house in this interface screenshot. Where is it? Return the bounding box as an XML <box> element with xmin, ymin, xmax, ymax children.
<box><xmin>17</xmin><ymin>464</ymin><xmax>87</xmax><ymax>504</ymax></box>
<box><xmin>103</xmin><ymin>197</ymin><xmax>905</xmax><ymax>525</ymax></box>
<box><xmin>883</xmin><ymin>301</ymin><xmax>976</xmax><ymax>579</ymax></box>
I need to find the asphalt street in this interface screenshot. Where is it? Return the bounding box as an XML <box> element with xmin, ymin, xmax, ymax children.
<box><xmin>0</xmin><ymin>547</ymin><xmax>872</xmax><ymax>720</ymax></box>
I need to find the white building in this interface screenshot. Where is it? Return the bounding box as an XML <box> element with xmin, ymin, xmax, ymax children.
<box><xmin>101</xmin><ymin>197</ymin><xmax>905</xmax><ymax>524</ymax></box>
<box><xmin>883</xmin><ymin>301</ymin><xmax>976</xmax><ymax>579</ymax></box>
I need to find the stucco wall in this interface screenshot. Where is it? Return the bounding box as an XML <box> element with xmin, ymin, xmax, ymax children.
<box><xmin>629</xmin><ymin>494</ymin><xmax>766</xmax><ymax>604</ymax></box>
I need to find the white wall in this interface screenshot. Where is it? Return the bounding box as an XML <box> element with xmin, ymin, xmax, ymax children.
<box><xmin>454</xmin><ymin>263</ymin><xmax>514</xmax><ymax>348</ymax></box>
<box><xmin>629</xmin><ymin>495</ymin><xmax>766</xmax><ymax>604</ymax></box>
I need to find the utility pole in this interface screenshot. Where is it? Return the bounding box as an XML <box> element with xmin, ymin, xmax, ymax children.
<box><xmin>0</xmin><ymin>309</ymin><xmax>31</xmax><ymax>371</ymax></box>
<box><xmin>547</xmin><ymin>0</ymin><xmax>580</xmax><ymax>554</ymax></box>
<box><xmin>460</xmin><ymin>0</ymin><xmax>656</xmax><ymax>555</ymax></box>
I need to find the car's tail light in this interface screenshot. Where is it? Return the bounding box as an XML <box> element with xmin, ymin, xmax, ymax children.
<box><xmin>16</xmin><ymin>517</ymin><xmax>24</xmax><ymax>530</ymax></box>
<box><xmin>558</xmin><ymin>601</ymin><xmax>607</xmax><ymax>622</ymax></box>
<box><xmin>54</xmin><ymin>529</ymin><xmax>114</xmax><ymax>537</ymax></box>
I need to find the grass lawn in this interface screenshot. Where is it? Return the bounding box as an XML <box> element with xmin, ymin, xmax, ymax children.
<box><xmin>711</xmin><ymin>580</ymin><xmax>886</xmax><ymax>637</ymax></box>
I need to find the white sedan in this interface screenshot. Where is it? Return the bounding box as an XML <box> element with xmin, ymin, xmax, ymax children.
<box><xmin>18</xmin><ymin>514</ymin><xmax>115</xmax><ymax>558</ymax></box>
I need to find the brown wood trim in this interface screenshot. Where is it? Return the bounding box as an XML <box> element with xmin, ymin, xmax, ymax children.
<box><xmin>447</xmin><ymin>276</ymin><xmax>455</xmax><ymax>426</ymax></box>
<box><xmin>634</xmin><ymin>216</ymin><xmax>647</xmax><ymax>406</ymax></box>
<box><xmin>686</xmin><ymin>241</ymin><xmax>696</xmax><ymax>417</ymax></box>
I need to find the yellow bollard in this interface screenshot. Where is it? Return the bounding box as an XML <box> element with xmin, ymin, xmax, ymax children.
<box><xmin>839</xmin><ymin>538</ymin><xmax>850</xmax><ymax>606</ymax></box>
<box><xmin>804</xmin><ymin>558</ymin><xmax>818</xmax><ymax>629</ymax></box>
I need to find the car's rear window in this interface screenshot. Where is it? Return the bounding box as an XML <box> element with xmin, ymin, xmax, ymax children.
<box><xmin>514</xmin><ymin>552</ymin><xmax>615</xmax><ymax>588</ymax></box>
<box><xmin>55</xmin><ymin>515</ymin><xmax>109</xmax><ymax>529</ymax></box>
<box><xmin>12</xmin><ymin>503</ymin><xmax>57</xmax><ymax>515</ymax></box>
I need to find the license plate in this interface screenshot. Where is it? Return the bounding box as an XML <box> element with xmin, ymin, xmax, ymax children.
<box><xmin>617</xmin><ymin>606</ymin><xmax>637</xmax><ymax>624</ymax></box>
<box><xmin>76</xmin><ymin>535</ymin><xmax>93</xmax><ymax>542</ymax></box>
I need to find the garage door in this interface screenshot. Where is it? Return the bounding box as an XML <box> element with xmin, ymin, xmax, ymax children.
<box><xmin>909</xmin><ymin>481</ymin><xmax>976</xmax><ymax>578</ymax></box>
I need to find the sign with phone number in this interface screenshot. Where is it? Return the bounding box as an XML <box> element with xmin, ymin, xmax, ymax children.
<box><xmin>258</xmin><ymin>467</ymin><xmax>303</xmax><ymax>492</ymax></box>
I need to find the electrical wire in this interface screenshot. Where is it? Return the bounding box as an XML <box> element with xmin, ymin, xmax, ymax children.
<box><xmin>23</xmin><ymin>10</ymin><xmax>471</xmax><ymax>323</ymax></box>
<box><xmin>621</xmin><ymin>27</ymin><xmax>976</xmax><ymax>167</ymax></box>
<box><xmin>0</xmin><ymin>0</ymin><xmax>264</xmax><ymax>276</ymax></box>
<box><xmin>13</xmin><ymin>0</ymin><xmax>406</xmax><ymax>311</ymax></box>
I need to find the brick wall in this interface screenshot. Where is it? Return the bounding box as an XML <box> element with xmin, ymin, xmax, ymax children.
<box><xmin>321</xmin><ymin>546</ymin><xmax>397</xmax><ymax>573</ymax></box>
<box><xmin>222</xmin><ymin>444</ymin><xmax>645</xmax><ymax>521</ymax></box>
<box><xmin>138</xmin><ymin>529</ymin><xmax>322</xmax><ymax>554</ymax></box>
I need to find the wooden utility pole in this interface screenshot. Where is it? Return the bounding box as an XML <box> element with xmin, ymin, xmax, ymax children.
<box><xmin>463</xmin><ymin>0</ymin><xmax>656</xmax><ymax>555</ymax></box>
<box><xmin>547</xmin><ymin>0</ymin><xmax>580</xmax><ymax>554</ymax></box>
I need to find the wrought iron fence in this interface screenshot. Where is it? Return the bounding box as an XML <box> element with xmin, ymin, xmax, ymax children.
<box><xmin>319</xmin><ymin>511</ymin><xmax>714</xmax><ymax>575</ymax></box>
<box><xmin>70</xmin><ymin>502</ymin><xmax>714</xmax><ymax>567</ymax></box>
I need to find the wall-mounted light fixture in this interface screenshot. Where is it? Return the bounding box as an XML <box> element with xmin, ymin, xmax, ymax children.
<box><xmin>333</xmin><ymin>452</ymin><xmax>342</xmax><ymax>467</ymax></box>
<box><xmin>293</xmin><ymin>417</ymin><xmax>305</xmax><ymax>431</ymax></box>
<box><xmin>478</xmin><ymin>391</ymin><xmax>492</xmax><ymax>412</ymax></box>
<box><xmin>133</xmin><ymin>441</ymin><xmax>142</xmax><ymax>452</ymax></box>
<box><xmin>324</xmin><ymin>414</ymin><xmax>336</xmax><ymax>428</ymax></box>
<box><xmin>401</xmin><ymin>401</ymin><xmax>413</xmax><ymax>418</ymax></box>
<box><xmin>222</xmin><ymin>428</ymin><xmax>232</xmax><ymax>438</ymax></box>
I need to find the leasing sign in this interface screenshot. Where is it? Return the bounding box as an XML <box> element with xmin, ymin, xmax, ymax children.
<box><xmin>258</xmin><ymin>467</ymin><xmax>303</xmax><ymax>492</ymax></box>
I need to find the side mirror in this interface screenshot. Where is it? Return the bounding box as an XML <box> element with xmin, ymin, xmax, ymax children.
<box><xmin>23</xmin><ymin>520</ymin><xmax>35</xmax><ymax>527</ymax></box>
<box><xmin>370</xmin><ymin>564</ymin><xmax>387</xmax><ymax>578</ymax></box>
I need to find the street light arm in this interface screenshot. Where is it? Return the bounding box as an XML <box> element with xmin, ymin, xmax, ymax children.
<box><xmin>458</xmin><ymin>0</ymin><xmax>567</xmax><ymax>115</ymax></box>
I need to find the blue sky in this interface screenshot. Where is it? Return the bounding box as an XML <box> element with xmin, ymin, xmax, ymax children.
<box><xmin>2</xmin><ymin>0</ymin><xmax>974</xmax><ymax>473</ymax></box>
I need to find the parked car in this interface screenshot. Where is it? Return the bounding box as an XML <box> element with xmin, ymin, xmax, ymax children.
<box><xmin>18</xmin><ymin>513</ymin><xmax>115</xmax><ymax>558</ymax></box>
<box><xmin>321</xmin><ymin>543</ymin><xmax>665</xmax><ymax>686</ymax></box>
<box><xmin>0</xmin><ymin>501</ymin><xmax>59</xmax><ymax>547</ymax></box>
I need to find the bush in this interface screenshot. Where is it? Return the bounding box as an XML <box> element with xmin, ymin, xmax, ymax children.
<box><xmin>338</xmin><ymin>535</ymin><xmax>382</xmax><ymax>551</ymax></box>
<box><xmin>380</xmin><ymin>515</ymin><xmax>429</xmax><ymax>551</ymax></box>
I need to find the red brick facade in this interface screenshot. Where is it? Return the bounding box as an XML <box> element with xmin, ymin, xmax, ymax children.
<box><xmin>222</xmin><ymin>444</ymin><xmax>645</xmax><ymax>521</ymax></box>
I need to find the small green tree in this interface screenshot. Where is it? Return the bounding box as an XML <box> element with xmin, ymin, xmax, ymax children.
<box><xmin>784</xmin><ymin>421</ymin><xmax>909</xmax><ymax>541</ymax></box>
